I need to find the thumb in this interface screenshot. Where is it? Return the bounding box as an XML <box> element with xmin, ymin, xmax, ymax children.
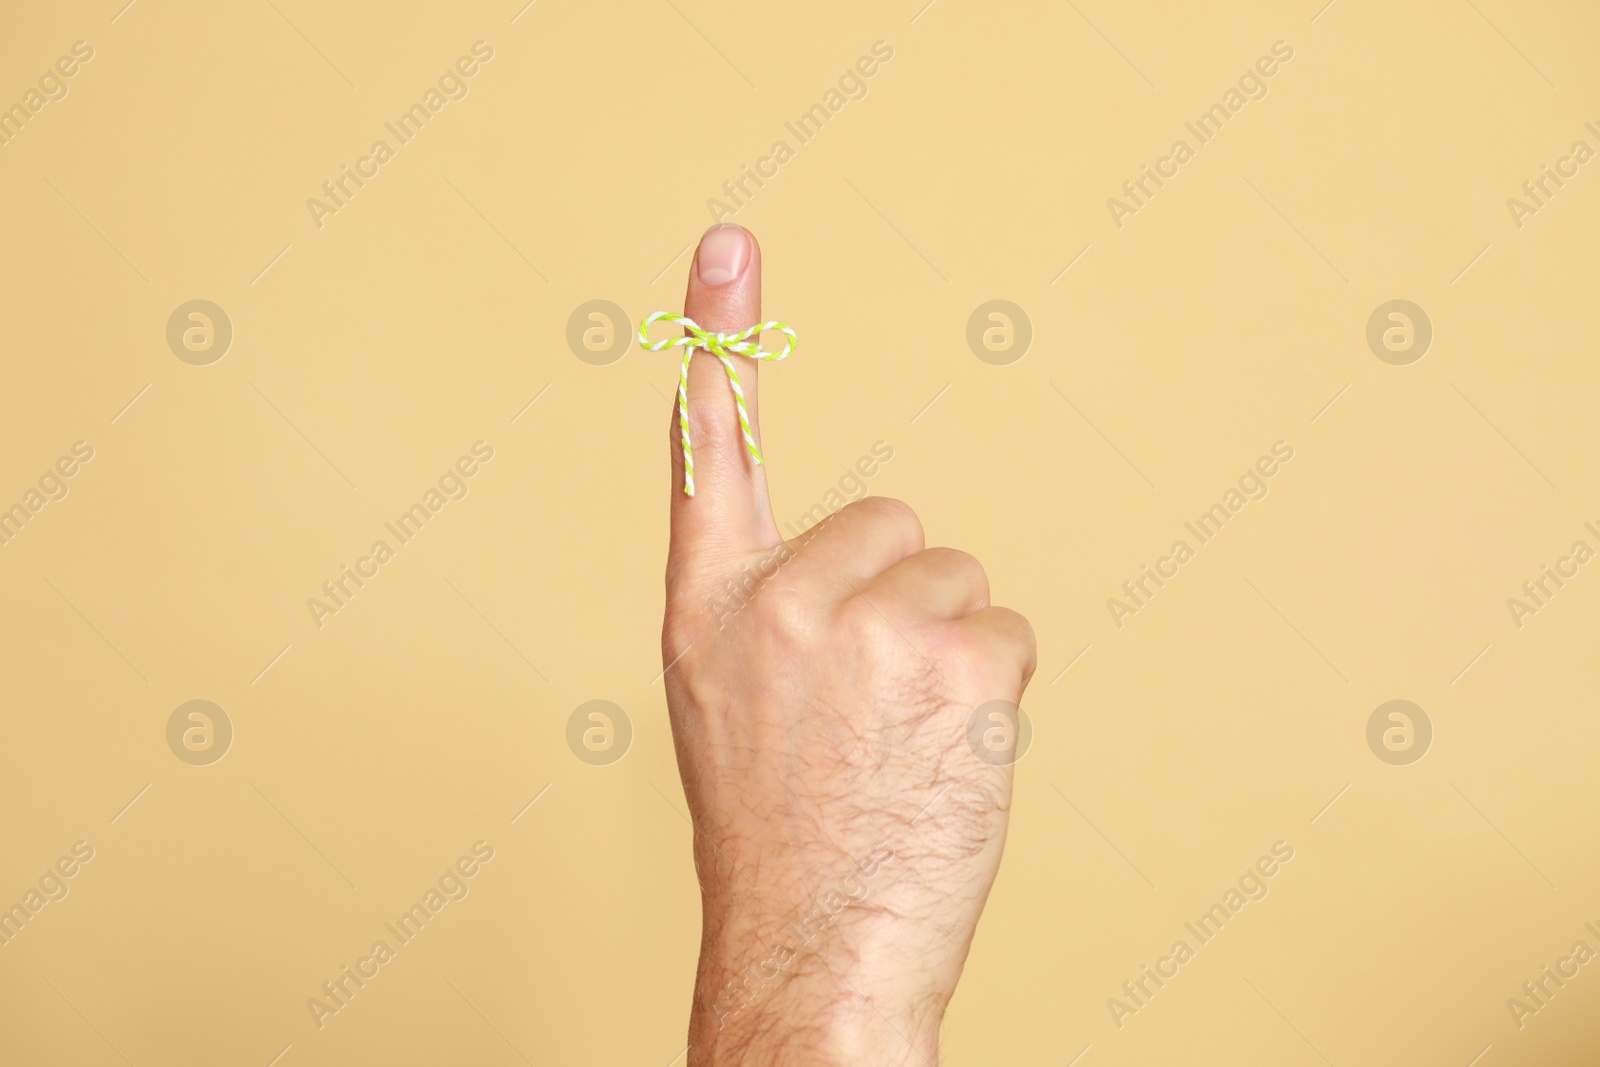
<box><xmin>665</xmin><ymin>223</ymin><xmax>782</xmax><ymax>562</ymax></box>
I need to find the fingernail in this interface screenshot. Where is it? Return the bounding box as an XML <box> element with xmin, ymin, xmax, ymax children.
<box><xmin>696</xmin><ymin>224</ymin><xmax>751</xmax><ymax>287</ymax></box>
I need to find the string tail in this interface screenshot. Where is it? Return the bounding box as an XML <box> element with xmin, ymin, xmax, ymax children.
<box><xmin>678</xmin><ymin>348</ymin><xmax>695</xmax><ymax>496</ymax></box>
<box><xmin>717</xmin><ymin>356</ymin><xmax>764</xmax><ymax>466</ymax></box>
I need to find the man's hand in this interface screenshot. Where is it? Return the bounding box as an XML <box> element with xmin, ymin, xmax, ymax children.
<box><xmin>661</xmin><ymin>224</ymin><xmax>1037</xmax><ymax>1065</ymax></box>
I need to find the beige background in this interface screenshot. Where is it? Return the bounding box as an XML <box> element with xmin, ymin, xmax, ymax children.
<box><xmin>2</xmin><ymin>0</ymin><xmax>1598</xmax><ymax>1063</ymax></box>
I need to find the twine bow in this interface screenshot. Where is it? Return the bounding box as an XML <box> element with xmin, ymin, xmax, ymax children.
<box><xmin>638</xmin><ymin>312</ymin><xmax>797</xmax><ymax>496</ymax></box>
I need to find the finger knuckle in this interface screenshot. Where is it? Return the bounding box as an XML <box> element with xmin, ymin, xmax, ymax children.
<box><xmin>935</xmin><ymin>608</ymin><xmax>1037</xmax><ymax>686</ymax></box>
<box><xmin>1003</xmin><ymin>607</ymin><xmax>1037</xmax><ymax>649</ymax></box>
<box><xmin>929</xmin><ymin>629</ymin><xmax>992</xmax><ymax>690</ymax></box>
<box><xmin>838</xmin><ymin>591</ymin><xmax>893</xmax><ymax>643</ymax></box>
<box><xmin>928</xmin><ymin>547</ymin><xmax>989</xmax><ymax>602</ymax></box>
<box><xmin>849</xmin><ymin>495</ymin><xmax>924</xmax><ymax>550</ymax></box>
<box><xmin>753</xmin><ymin>580</ymin><xmax>817</xmax><ymax>646</ymax></box>
<box><xmin>999</xmin><ymin>607</ymin><xmax>1039</xmax><ymax>679</ymax></box>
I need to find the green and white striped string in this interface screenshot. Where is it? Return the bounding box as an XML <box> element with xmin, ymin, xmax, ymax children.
<box><xmin>637</xmin><ymin>312</ymin><xmax>797</xmax><ymax>496</ymax></box>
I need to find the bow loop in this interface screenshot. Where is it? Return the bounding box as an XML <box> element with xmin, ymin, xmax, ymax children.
<box><xmin>637</xmin><ymin>313</ymin><xmax>796</xmax><ymax>362</ymax></box>
<box><xmin>638</xmin><ymin>312</ymin><xmax>798</xmax><ymax>496</ymax></box>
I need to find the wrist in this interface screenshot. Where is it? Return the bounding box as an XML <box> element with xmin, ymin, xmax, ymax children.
<box><xmin>690</xmin><ymin>964</ymin><xmax>944</xmax><ymax>1066</ymax></box>
<box><xmin>689</xmin><ymin>907</ymin><xmax>947</xmax><ymax>1065</ymax></box>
